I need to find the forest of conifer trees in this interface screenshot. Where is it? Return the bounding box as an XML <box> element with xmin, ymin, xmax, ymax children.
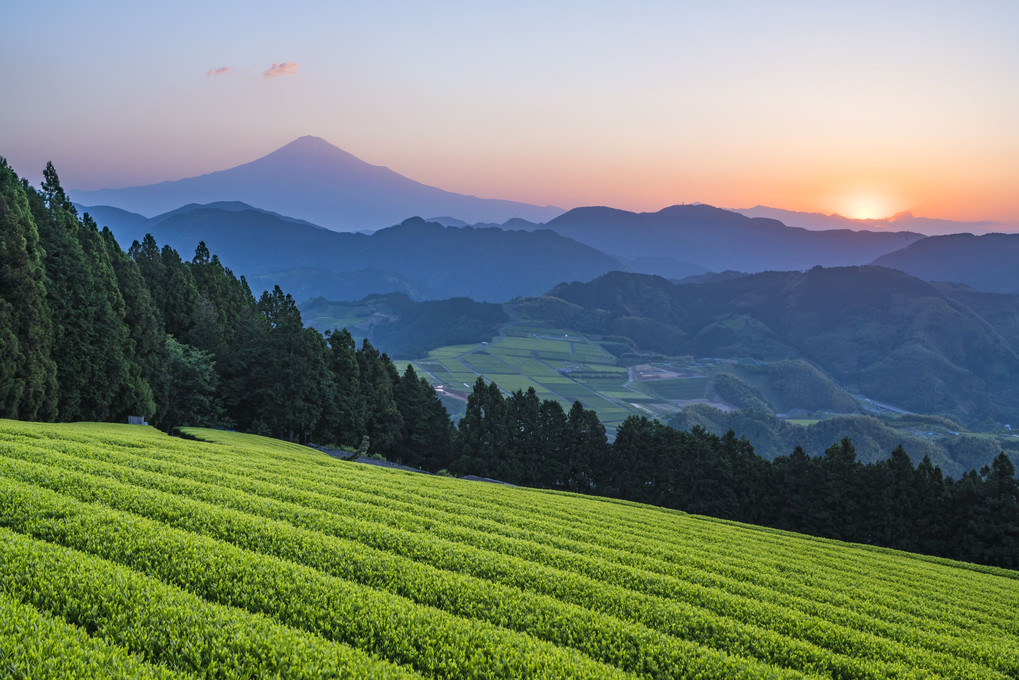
<box><xmin>1</xmin><ymin>158</ymin><xmax>1016</xmax><ymax>569</ymax></box>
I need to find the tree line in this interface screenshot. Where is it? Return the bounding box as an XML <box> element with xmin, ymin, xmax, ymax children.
<box><xmin>0</xmin><ymin>159</ymin><xmax>451</xmax><ymax>464</ymax></box>
<box><xmin>2</xmin><ymin>158</ymin><xmax>1016</xmax><ymax>569</ymax></box>
<box><xmin>436</xmin><ymin>381</ymin><xmax>1018</xmax><ymax>569</ymax></box>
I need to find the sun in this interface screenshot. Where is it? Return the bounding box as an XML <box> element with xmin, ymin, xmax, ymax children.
<box><xmin>842</xmin><ymin>195</ymin><xmax>892</xmax><ymax>221</ymax></box>
<box><xmin>851</xmin><ymin>203</ymin><xmax>880</xmax><ymax>220</ymax></box>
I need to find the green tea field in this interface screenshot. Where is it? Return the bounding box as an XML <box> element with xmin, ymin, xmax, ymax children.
<box><xmin>1</xmin><ymin>420</ymin><xmax>1016</xmax><ymax>678</ymax></box>
<box><xmin>409</xmin><ymin>327</ymin><xmax>705</xmax><ymax>432</ymax></box>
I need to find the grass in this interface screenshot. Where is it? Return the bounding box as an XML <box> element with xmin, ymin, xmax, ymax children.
<box><xmin>0</xmin><ymin>419</ymin><xmax>1015</xmax><ymax>679</ymax></box>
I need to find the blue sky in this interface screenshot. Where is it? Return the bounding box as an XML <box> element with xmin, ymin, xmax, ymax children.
<box><xmin>3</xmin><ymin>1</ymin><xmax>1018</xmax><ymax>222</ymax></box>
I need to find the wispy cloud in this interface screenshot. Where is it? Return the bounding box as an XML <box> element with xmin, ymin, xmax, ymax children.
<box><xmin>263</xmin><ymin>62</ymin><xmax>299</xmax><ymax>79</ymax></box>
<box><xmin>206</xmin><ymin>66</ymin><xmax>234</xmax><ymax>78</ymax></box>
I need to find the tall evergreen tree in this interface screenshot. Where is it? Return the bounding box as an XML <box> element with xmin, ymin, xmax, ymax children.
<box><xmin>319</xmin><ymin>328</ymin><xmax>366</xmax><ymax>447</ymax></box>
<box><xmin>248</xmin><ymin>286</ymin><xmax>330</xmax><ymax>442</ymax></box>
<box><xmin>356</xmin><ymin>338</ymin><xmax>403</xmax><ymax>456</ymax></box>
<box><xmin>393</xmin><ymin>364</ymin><xmax>453</xmax><ymax>471</ymax></box>
<box><xmin>534</xmin><ymin>398</ymin><xmax>568</xmax><ymax>487</ymax></box>
<box><xmin>0</xmin><ymin>159</ymin><xmax>57</xmax><ymax>419</ymax></box>
<box><xmin>972</xmin><ymin>453</ymin><xmax>1019</xmax><ymax>568</ymax></box>
<box><xmin>98</xmin><ymin>225</ymin><xmax>160</xmax><ymax>420</ymax></box>
<box><xmin>188</xmin><ymin>243</ymin><xmax>252</xmax><ymax>357</ymax></box>
<box><xmin>557</xmin><ymin>401</ymin><xmax>607</xmax><ymax>493</ymax></box>
<box><xmin>507</xmin><ymin>388</ymin><xmax>543</xmax><ymax>485</ymax></box>
<box><xmin>158</xmin><ymin>245</ymin><xmax>201</xmax><ymax>342</ymax></box>
<box><xmin>454</xmin><ymin>377</ymin><xmax>511</xmax><ymax>478</ymax></box>
<box><xmin>28</xmin><ymin>164</ymin><xmax>91</xmax><ymax>420</ymax></box>
<box><xmin>75</xmin><ymin>213</ymin><xmax>143</xmax><ymax>420</ymax></box>
<box><xmin>30</xmin><ymin>164</ymin><xmax>138</xmax><ymax>421</ymax></box>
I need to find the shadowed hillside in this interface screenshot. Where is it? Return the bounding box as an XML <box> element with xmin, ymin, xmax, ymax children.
<box><xmin>511</xmin><ymin>266</ymin><xmax>1019</xmax><ymax>427</ymax></box>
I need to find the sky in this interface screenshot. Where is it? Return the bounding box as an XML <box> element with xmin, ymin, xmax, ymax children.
<box><xmin>3</xmin><ymin>0</ymin><xmax>1018</xmax><ymax>224</ymax></box>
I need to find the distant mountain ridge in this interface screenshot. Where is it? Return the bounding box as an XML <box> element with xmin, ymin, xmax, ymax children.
<box><xmin>737</xmin><ymin>205</ymin><xmax>1009</xmax><ymax>236</ymax></box>
<box><xmin>85</xmin><ymin>201</ymin><xmax>621</xmax><ymax>302</ymax></box>
<box><xmin>872</xmin><ymin>233</ymin><xmax>1019</xmax><ymax>294</ymax></box>
<box><xmin>70</xmin><ymin>136</ymin><xmax>564</xmax><ymax>231</ymax></box>
<box><xmin>541</xmin><ymin>204</ymin><xmax>924</xmax><ymax>272</ymax></box>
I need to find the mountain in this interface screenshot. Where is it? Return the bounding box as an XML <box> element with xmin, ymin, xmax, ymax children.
<box><xmin>69</xmin><ymin>136</ymin><xmax>564</xmax><ymax>231</ymax></box>
<box><xmin>72</xmin><ymin>203</ymin><xmax>148</xmax><ymax>232</ymax></box>
<box><xmin>91</xmin><ymin>202</ymin><xmax>622</xmax><ymax>302</ymax></box>
<box><xmin>542</xmin><ymin>204</ymin><xmax>924</xmax><ymax>272</ymax></box>
<box><xmin>510</xmin><ymin>266</ymin><xmax>1019</xmax><ymax>428</ymax></box>
<box><xmin>736</xmin><ymin>206</ymin><xmax>1008</xmax><ymax>236</ymax></box>
<box><xmin>872</xmin><ymin>232</ymin><xmax>1019</xmax><ymax>294</ymax></box>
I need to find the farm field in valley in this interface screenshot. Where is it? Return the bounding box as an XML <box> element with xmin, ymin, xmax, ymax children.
<box><xmin>0</xmin><ymin>420</ymin><xmax>1016</xmax><ymax>678</ymax></box>
<box><xmin>407</xmin><ymin>326</ymin><xmax>716</xmax><ymax>432</ymax></box>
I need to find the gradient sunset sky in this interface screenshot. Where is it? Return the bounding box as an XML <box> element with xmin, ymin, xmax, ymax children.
<box><xmin>3</xmin><ymin>1</ymin><xmax>1018</xmax><ymax>224</ymax></box>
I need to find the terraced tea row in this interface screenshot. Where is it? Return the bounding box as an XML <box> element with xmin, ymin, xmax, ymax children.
<box><xmin>0</xmin><ymin>420</ymin><xmax>1015</xmax><ymax>679</ymax></box>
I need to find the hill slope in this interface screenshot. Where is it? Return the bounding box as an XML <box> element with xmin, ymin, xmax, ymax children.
<box><xmin>69</xmin><ymin>136</ymin><xmax>564</xmax><ymax>230</ymax></box>
<box><xmin>873</xmin><ymin>232</ymin><xmax>1019</xmax><ymax>293</ymax></box>
<box><xmin>512</xmin><ymin>267</ymin><xmax>1019</xmax><ymax>427</ymax></box>
<box><xmin>0</xmin><ymin>420</ymin><xmax>1015</xmax><ymax>679</ymax></box>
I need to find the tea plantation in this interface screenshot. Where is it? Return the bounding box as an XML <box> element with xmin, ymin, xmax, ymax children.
<box><xmin>0</xmin><ymin>420</ymin><xmax>1016</xmax><ymax>678</ymax></box>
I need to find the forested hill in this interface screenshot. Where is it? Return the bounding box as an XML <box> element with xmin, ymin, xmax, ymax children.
<box><xmin>84</xmin><ymin>201</ymin><xmax>622</xmax><ymax>302</ymax></box>
<box><xmin>873</xmin><ymin>232</ymin><xmax>1019</xmax><ymax>294</ymax></box>
<box><xmin>512</xmin><ymin>267</ymin><xmax>1019</xmax><ymax>428</ymax></box>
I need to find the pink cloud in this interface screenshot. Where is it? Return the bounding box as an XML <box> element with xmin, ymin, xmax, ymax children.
<box><xmin>206</xmin><ymin>66</ymin><xmax>234</xmax><ymax>78</ymax></box>
<box><xmin>263</xmin><ymin>62</ymin><xmax>299</xmax><ymax>79</ymax></box>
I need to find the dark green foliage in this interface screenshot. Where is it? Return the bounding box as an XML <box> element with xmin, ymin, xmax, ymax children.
<box><xmin>506</xmin><ymin>388</ymin><xmax>549</xmax><ymax>486</ymax></box>
<box><xmin>1</xmin><ymin>160</ymin><xmax>449</xmax><ymax>467</ymax></box>
<box><xmin>188</xmin><ymin>242</ymin><xmax>254</xmax><ymax>356</ymax></box>
<box><xmin>453</xmin><ymin>378</ymin><xmax>509</xmax><ymax>478</ymax></box>
<box><xmin>712</xmin><ymin>373</ymin><xmax>773</xmax><ymax>414</ymax></box>
<box><xmin>742</xmin><ymin>360</ymin><xmax>859</xmax><ymax>414</ymax></box>
<box><xmin>28</xmin><ymin>165</ymin><xmax>146</xmax><ymax>421</ymax></box>
<box><xmin>0</xmin><ymin>158</ymin><xmax>57</xmax><ymax>419</ymax></box>
<box><xmin>246</xmin><ymin>287</ymin><xmax>332</xmax><ymax>443</ymax></box>
<box><xmin>29</xmin><ymin>166</ymin><xmax>93</xmax><ymax>420</ymax></box>
<box><xmin>76</xmin><ymin>213</ymin><xmax>146</xmax><ymax>420</ymax></box>
<box><xmin>99</xmin><ymin>227</ymin><xmax>160</xmax><ymax>420</ymax></box>
<box><xmin>319</xmin><ymin>329</ymin><xmax>366</xmax><ymax>447</ymax></box>
<box><xmin>392</xmin><ymin>364</ymin><xmax>454</xmax><ymax>471</ymax></box>
<box><xmin>355</xmin><ymin>339</ymin><xmax>403</xmax><ymax>455</ymax></box>
<box><xmin>363</xmin><ymin>295</ymin><xmax>508</xmax><ymax>359</ymax></box>
<box><xmin>129</xmin><ymin>235</ymin><xmax>202</xmax><ymax>343</ymax></box>
<box><xmin>558</xmin><ymin>401</ymin><xmax>606</xmax><ymax>493</ymax></box>
<box><xmin>159</xmin><ymin>336</ymin><xmax>223</xmax><ymax>433</ymax></box>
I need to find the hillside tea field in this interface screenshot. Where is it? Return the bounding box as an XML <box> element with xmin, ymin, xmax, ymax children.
<box><xmin>0</xmin><ymin>421</ymin><xmax>1016</xmax><ymax>679</ymax></box>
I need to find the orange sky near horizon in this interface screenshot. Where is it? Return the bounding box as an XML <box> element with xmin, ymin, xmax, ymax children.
<box><xmin>3</xmin><ymin>1</ymin><xmax>1018</xmax><ymax>227</ymax></box>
